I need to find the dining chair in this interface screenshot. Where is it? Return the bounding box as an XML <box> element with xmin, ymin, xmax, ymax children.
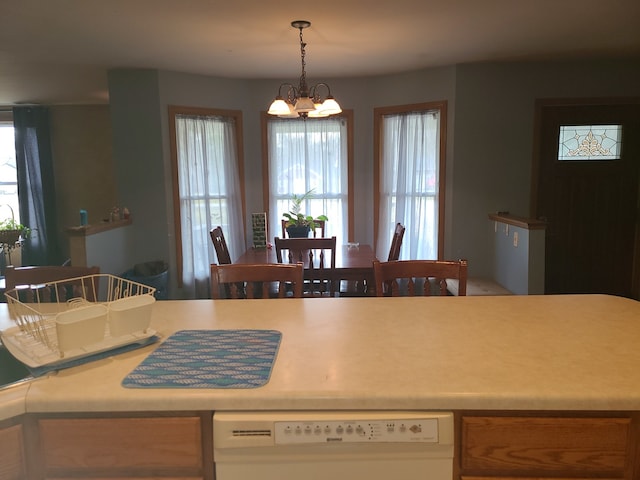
<box><xmin>4</xmin><ymin>265</ymin><xmax>101</xmax><ymax>302</ymax></box>
<box><xmin>274</xmin><ymin>236</ymin><xmax>337</xmax><ymax>297</ymax></box>
<box><xmin>281</xmin><ymin>219</ymin><xmax>326</xmax><ymax>238</ymax></box>
<box><xmin>210</xmin><ymin>263</ymin><xmax>304</xmax><ymax>299</ymax></box>
<box><xmin>373</xmin><ymin>259</ymin><xmax>468</xmax><ymax>296</ymax></box>
<box><xmin>387</xmin><ymin>222</ymin><xmax>406</xmax><ymax>261</ymax></box>
<box><xmin>210</xmin><ymin>226</ymin><xmax>232</xmax><ymax>265</ymax></box>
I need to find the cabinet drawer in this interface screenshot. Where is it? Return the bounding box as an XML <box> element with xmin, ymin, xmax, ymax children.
<box><xmin>0</xmin><ymin>423</ymin><xmax>26</xmax><ymax>480</ymax></box>
<box><xmin>39</xmin><ymin>416</ymin><xmax>202</xmax><ymax>470</ymax></box>
<box><xmin>461</xmin><ymin>416</ymin><xmax>630</xmax><ymax>477</ymax></box>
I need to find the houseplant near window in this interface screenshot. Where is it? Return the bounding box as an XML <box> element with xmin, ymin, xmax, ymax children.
<box><xmin>0</xmin><ymin>211</ymin><xmax>30</xmax><ymax>247</ymax></box>
<box><xmin>282</xmin><ymin>189</ymin><xmax>328</xmax><ymax>238</ymax></box>
<box><xmin>0</xmin><ymin>207</ymin><xmax>31</xmax><ymax>273</ymax></box>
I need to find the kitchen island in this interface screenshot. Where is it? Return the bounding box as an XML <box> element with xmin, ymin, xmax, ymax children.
<box><xmin>2</xmin><ymin>294</ymin><xmax>640</xmax><ymax>479</ymax></box>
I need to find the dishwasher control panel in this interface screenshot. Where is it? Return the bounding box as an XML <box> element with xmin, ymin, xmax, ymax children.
<box><xmin>274</xmin><ymin>416</ymin><xmax>438</xmax><ymax>444</ymax></box>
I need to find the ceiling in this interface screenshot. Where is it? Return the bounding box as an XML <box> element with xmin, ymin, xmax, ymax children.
<box><xmin>2</xmin><ymin>0</ymin><xmax>639</xmax><ymax>106</ymax></box>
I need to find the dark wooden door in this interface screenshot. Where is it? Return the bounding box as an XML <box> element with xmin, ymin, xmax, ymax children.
<box><xmin>534</xmin><ymin>101</ymin><xmax>640</xmax><ymax>298</ymax></box>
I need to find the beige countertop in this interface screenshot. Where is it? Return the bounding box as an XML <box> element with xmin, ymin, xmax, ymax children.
<box><xmin>2</xmin><ymin>294</ymin><xmax>640</xmax><ymax>419</ymax></box>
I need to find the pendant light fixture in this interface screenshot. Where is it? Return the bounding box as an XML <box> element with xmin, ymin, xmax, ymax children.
<box><xmin>267</xmin><ymin>20</ymin><xmax>342</xmax><ymax>119</ymax></box>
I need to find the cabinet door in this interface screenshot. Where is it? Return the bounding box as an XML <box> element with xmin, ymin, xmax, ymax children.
<box><xmin>0</xmin><ymin>423</ymin><xmax>26</xmax><ymax>480</ymax></box>
<box><xmin>38</xmin><ymin>415</ymin><xmax>205</xmax><ymax>479</ymax></box>
<box><xmin>461</xmin><ymin>416</ymin><xmax>631</xmax><ymax>478</ymax></box>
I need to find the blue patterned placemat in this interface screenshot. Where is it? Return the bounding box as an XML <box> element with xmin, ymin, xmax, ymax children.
<box><xmin>121</xmin><ymin>329</ymin><xmax>282</xmax><ymax>389</ymax></box>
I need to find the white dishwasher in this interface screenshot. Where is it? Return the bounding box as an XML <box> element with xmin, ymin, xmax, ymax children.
<box><xmin>213</xmin><ymin>411</ymin><xmax>454</xmax><ymax>480</ymax></box>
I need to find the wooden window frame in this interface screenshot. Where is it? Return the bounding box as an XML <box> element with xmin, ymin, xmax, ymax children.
<box><xmin>260</xmin><ymin>110</ymin><xmax>355</xmax><ymax>241</ymax></box>
<box><xmin>168</xmin><ymin>105</ymin><xmax>245</xmax><ymax>287</ymax></box>
<box><xmin>373</xmin><ymin>101</ymin><xmax>447</xmax><ymax>259</ymax></box>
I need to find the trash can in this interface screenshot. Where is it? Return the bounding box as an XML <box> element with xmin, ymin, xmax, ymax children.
<box><xmin>121</xmin><ymin>260</ymin><xmax>168</xmax><ymax>300</ymax></box>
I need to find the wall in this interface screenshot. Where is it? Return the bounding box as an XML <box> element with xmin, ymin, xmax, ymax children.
<box><xmin>68</xmin><ymin>222</ymin><xmax>136</xmax><ymax>276</ymax></box>
<box><xmin>452</xmin><ymin>60</ymin><xmax>640</xmax><ymax>277</ymax></box>
<box><xmin>107</xmin><ymin>69</ymin><xmax>169</xmax><ymax>281</ymax></box>
<box><xmin>49</xmin><ymin>105</ymin><xmax>117</xmax><ymax>262</ymax></box>
<box><xmin>489</xmin><ymin>216</ymin><xmax>545</xmax><ymax>295</ymax></box>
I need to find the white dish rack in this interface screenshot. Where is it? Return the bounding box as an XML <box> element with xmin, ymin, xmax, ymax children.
<box><xmin>1</xmin><ymin>274</ymin><xmax>158</xmax><ymax>368</ymax></box>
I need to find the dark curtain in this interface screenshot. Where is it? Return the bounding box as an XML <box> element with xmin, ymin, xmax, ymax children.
<box><xmin>13</xmin><ymin>106</ymin><xmax>62</xmax><ymax>265</ymax></box>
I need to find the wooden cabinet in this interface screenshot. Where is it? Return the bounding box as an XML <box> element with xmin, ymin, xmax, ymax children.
<box><xmin>30</xmin><ymin>412</ymin><xmax>213</xmax><ymax>480</ymax></box>
<box><xmin>0</xmin><ymin>419</ymin><xmax>27</xmax><ymax>480</ymax></box>
<box><xmin>459</xmin><ymin>414</ymin><xmax>635</xmax><ymax>480</ymax></box>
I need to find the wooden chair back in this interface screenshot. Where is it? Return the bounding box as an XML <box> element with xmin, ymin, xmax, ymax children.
<box><xmin>373</xmin><ymin>259</ymin><xmax>468</xmax><ymax>296</ymax></box>
<box><xmin>210</xmin><ymin>263</ymin><xmax>304</xmax><ymax>299</ymax></box>
<box><xmin>210</xmin><ymin>226</ymin><xmax>232</xmax><ymax>264</ymax></box>
<box><xmin>274</xmin><ymin>236</ymin><xmax>337</xmax><ymax>296</ymax></box>
<box><xmin>281</xmin><ymin>219</ymin><xmax>326</xmax><ymax>238</ymax></box>
<box><xmin>4</xmin><ymin>265</ymin><xmax>101</xmax><ymax>302</ymax></box>
<box><xmin>387</xmin><ymin>223</ymin><xmax>406</xmax><ymax>261</ymax></box>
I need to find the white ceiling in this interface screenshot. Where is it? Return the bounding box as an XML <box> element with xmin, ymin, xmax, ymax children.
<box><xmin>2</xmin><ymin>0</ymin><xmax>639</xmax><ymax>106</ymax></box>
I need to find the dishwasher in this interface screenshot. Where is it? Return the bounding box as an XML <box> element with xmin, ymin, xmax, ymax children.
<box><xmin>213</xmin><ymin>411</ymin><xmax>454</xmax><ymax>480</ymax></box>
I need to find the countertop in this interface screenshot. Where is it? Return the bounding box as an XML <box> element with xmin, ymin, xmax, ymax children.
<box><xmin>2</xmin><ymin>294</ymin><xmax>640</xmax><ymax>419</ymax></box>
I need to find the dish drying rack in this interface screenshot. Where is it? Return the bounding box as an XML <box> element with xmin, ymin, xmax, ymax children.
<box><xmin>2</xmin><ymin>274</ymin><xmax>158</xmax><ymax>368</ymax></box>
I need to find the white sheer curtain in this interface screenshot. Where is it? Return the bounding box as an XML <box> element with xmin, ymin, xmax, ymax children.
<box><xmin>377</xmin><ymin>110</ymin><xmax>440</xmax><ymax>260</ymax></box>
<box><xmin>175</xmin><ymin>114</ymin><xmax>244</xmax><ymax>298</ymax></box>
<box><xmin>267</xmin><ymin>117</ymin><xmax>347</xmax><ymax>242</ymax></box>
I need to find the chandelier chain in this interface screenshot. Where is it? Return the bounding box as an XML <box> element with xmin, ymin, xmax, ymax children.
<box><xmin>298</xmin><ymin>26</ymin><xmax>308</xmax><ymax>95</ymax></box>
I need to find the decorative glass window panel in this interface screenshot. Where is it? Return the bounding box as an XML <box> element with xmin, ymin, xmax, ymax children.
<box><xmin>557</xmin><ymin>125</ymin><xmax>622</xmax><ymax>161</ymax></box>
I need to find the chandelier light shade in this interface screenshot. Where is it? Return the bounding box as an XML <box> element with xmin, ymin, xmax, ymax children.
<box><xmin>268</xmin><ymin>20</ymin><xmax>342</xmax><ymax>119</ymax></box>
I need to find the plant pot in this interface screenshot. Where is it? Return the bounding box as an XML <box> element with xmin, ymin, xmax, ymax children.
<box><xmin>0</xmin><ymin>229</ymin><xmax>22</xmax><ymax>245</ymax></box>
<box><xmin>286</xmin><ymin>225</ymin><xmax>310</xmax><ymax>238</ymax></box>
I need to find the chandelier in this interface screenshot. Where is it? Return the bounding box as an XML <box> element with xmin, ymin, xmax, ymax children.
<box><xmin>267</xmin><ymin>20</ymin><xmax>342</xmax><ymax>119</ymax></box>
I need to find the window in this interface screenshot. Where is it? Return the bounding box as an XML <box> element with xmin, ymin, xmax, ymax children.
<box><xmin>169</xmin><ymin>106</ymin><xmax>245</xmax><ymax>299</ymax></box>
<box><xmin>558</xmin><ymin>124</ymin><xmax>623</xmax><ymax>161</ymax></box>
<box><xmin>0</xmin><ymin>122</ymin><xmax>20</xmax><ymax>223</ymax></box>
<box><xmin>374</xmin><ymin>102</ymin><xmax>446</xmax><ymax>260</ymax></box>
<box><xmin>263</xmin><ymin>112</ymin><xmax>353</xmax><ymax>242</ymax></box>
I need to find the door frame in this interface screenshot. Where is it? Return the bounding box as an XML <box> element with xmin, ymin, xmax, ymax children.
<box><xmin>530</xmin><ymin>97</ymin><xmax>640</xmax><ymax>299</ymax></box>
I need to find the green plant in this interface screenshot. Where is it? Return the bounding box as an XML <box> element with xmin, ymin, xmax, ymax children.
<box><xmin>0</xmin><ymin>217</ymin><xmax>31</xmax><ymax>239</ymax></box>
<box><xmin>282</xmin><ymin>189</ymin><xmax>328</xmax><ymax>230</ymax></box>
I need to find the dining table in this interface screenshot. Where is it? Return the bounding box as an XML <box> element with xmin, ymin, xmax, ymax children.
<box><xmin>235</xmin><ymin>243</ymin><xmax>379</xmax><ymax>295</ymax></box>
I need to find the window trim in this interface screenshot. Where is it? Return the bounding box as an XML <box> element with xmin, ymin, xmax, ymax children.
<box><xmin>260</xmin><ymin>110</ymin><xmax>355</xmax><ymax>241</ymax></box>
<box><xmin>373</xmin><ymin>101</ymin><xmax>447</xmax><ymax>259</ymax></box>
<box><xmin>168</xmin><ymin>105</ymin><xmax>246</xmax><ymax>287</ymax></box>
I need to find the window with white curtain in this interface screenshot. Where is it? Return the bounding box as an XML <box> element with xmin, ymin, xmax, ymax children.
<box><xmin>0</xmin><ymin>122</ymin><xmax>20</xmax><ymax>222</ymax></box>
<box><xmin>170</xmin><ymin>107</ymin><xmax>245</xmax><ymax>299</ymax></box>
<box><xmin>375</xmin><ymin>102</ymin><xmax>446</xmax><ymax>260</ymax></box>
<box><xmin>265</xmin><ymin>116</ymin><xmax>349</xmax><ymax>242</ymax></box>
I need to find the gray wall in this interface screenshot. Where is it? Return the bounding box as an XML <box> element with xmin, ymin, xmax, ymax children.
<box><xmin>70</xmin><ymin>58</ymin><xmax>640</xmax><ymax>298</ymax></box>
<box><xmin>107</xmin><ymin>69</ymin><xmax>168</xmax><ymax>274</ymax></box>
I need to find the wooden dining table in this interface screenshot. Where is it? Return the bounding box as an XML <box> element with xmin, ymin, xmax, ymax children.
<box><xmin>235</xmin><ymin>243</ymin><xmax>379</xmax><ymax>296</ymax></box>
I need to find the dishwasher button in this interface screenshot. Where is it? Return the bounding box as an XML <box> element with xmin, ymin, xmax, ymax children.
<box><xmin>336</xmin><ymin>425</ymin><xmax>344</xmax><ymax>434</ymax></box>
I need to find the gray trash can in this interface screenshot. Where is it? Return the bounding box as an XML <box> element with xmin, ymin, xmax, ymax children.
<box><xmin>122</xmin><ymin>261</ymin><xmax>168</xmax><ymax>300</ymax></box>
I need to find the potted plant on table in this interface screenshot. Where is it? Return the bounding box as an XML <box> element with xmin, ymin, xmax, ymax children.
<box><xmin>282</xmin><ymin>189</ymin><xmax>328</xmax><ymax>238</ymax></box>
